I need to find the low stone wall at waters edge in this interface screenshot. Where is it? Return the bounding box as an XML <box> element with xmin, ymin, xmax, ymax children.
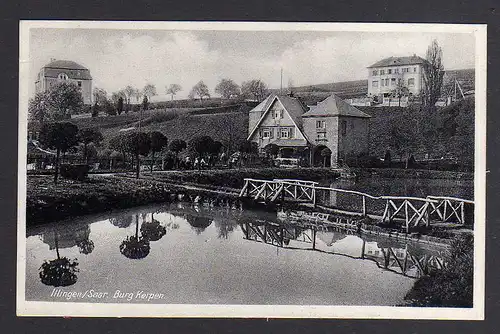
<box><xmin>26</xmin><ymin>175</ymin><xmax>241</xmax><ymax>226</ymax></box>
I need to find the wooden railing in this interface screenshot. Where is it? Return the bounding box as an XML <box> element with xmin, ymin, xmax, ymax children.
<box><xmin>239</xmin><ymin>178</ymin><xmax>474</xmax><ymax>230</ymax></box>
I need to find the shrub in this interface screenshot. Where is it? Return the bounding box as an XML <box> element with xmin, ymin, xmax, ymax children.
<box><xmin>404</xmin><ymin>233</ymin><xmax>473</xmax><ymax>307</ymax></box>
<box><xmin>60</xmin><ymin>164</ymin><xmax>90</xmax><ymax>181</ymax></box>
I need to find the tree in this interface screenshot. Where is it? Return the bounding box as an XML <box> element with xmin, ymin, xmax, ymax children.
<box><xmin>422</xmin><ymin>39</ymin><xmax>445</xmax><ymax>111</ymax></box>
<box><xmin>111</xmin><ymin>92</ymin><xmax>125</xmax><ymax>115</ymax></box>
<box><xmin>78</xmin><ymin>128</ymin><xmax>103</xmax><ymax>163</ymax></box>
<box><xmin>142</xmin><ymin>84</ymin><xmax>157</xmax><ymax>100</ymax></box>
<box><xmin>123</xmin><ymin>86</ymin><xmax>136</xmax><ymax>112</ymax></box>
<box><xmin>169</xmin><ymin>139</ymin><xmax>187</xmax><ymax>168</ymax></box>
<box><xmin>93</xmin><ymin>87</ymin><xmax>108</xmax><ymax>107</ymax></box>
<box><xmin>189</xmin><ymin>135</ymin><xmax>214</xmax><ymax>170</ymax></box>
<box><xmin>29</xmin><ymin>82</ymin><xmax>84</xmax><ymax>122</ymax></box>
<box><xmin>238</xmin><ymin>140</ymin><xmax>259</xmax><ymax>166</ymax></box>
<box><xmin>133</xmin><ymin>88</ymin><xmax>142</xmax><ymax>103</ymax></box>
<box><xmin>116</xmin><ymin>96</ymin><xmax>124</xmax><ymax>115</ymax></box>
<box><xmin>124</xmin><ymin>132</ymin><xmax>151</xmax><ymax>178</ymax></box>
<box><xmin>28</xmin><ymin>91</ymin><xmax>53</xmax><ymax>123</ymax></box>
<box><xmin>241</xmin><ymin>79</ymin><xmax>268</xmax><ymax>101</ymax></box>
<box><xmin>190</xmin><ymin>81</ymin><xmax>210</xmax><ymax>101</ymax></box>
<box><xmin>38</xmin><ymin>122</ymin><xmax>80</xmax><ymax>183</ymax></box>
<box><xmin>166</xmin><ymin>84</ymin><xmax>182</xmax><ymax>100</ymax></box>
<box><xmin>320</xmin><ymin>147</ymin><xmax>332</xmax><ymax>167</ymax></box>
<box><xmin>264</xmin><ymin>143</ymin><xmax>280</xmax><ymax>158</ymax></box>
<box><xmin>109</xmin><ymin>132</ymin><xmax>129</xmax><ymax>163</ymax></box>
<box><xmin>149</xmin><ymin>131</ymin><xmax>168</xmax><ymax>172</ymax></box>
<box><xmin>215</xmin><ymin>78</ymin><xmax>240</xmax><ymax>99</ymax></box>
<box><xmin>140</xmin><ymin>214</ymin><xmax>167</xmax><ymax>241</ymax></box>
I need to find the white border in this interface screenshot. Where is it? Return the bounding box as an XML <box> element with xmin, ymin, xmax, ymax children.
<box><xmin>17</xmin><ymin>21</ymin><xmax>487</xmax><ymax>319</ymax></box>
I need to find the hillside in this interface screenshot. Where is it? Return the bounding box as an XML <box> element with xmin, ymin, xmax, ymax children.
<box><xmin>70</xmin><ymin>106</ymin><xmax>249</xmax><ymax>152</ymax></box>
<box><xmin>272</xmin><ymin>68</ymin><xmax>474</xmax><ymax>103</ymax></box>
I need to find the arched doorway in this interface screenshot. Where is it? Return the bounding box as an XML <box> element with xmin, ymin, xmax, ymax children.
<box><xmin>313</xmin><ymin>145</ymin><xmax>331</xmax><ymax>167</ymax></box>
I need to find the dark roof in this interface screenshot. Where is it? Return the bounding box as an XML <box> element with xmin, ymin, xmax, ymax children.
<box><xmin>276</xmin><ymin>95</ymin><xmax>308</xmax><ymax>128</ymax></box>
<box><xmin>367</xmin><ymin>55</ymin><xmax>426</xmax><ymax>68</ymax></box>
<box><xmin>302</xmin><ymin>94</ymin><xmax>371</xmax><ymax>118</ymax></box>
<box><xmin>42</xmin><ymin>60</ymin><xmax>92</xmax><ymax>80</ymax></box>
<box><xmin>45</xmin><ymin>60</ymin><xmax>88</xmax><ymax>70</ymax></box>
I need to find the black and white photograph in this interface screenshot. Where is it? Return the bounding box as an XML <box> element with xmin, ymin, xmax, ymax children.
<box><xmin>17</xmin><ymin>21</ymin><xmax>486</xmax><ymax>319</ymax></box>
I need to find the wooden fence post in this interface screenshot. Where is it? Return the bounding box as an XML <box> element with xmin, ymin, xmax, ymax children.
<box><xmin>362</xmin><ymin>195</ymin><xmax>366</xmax><ymax>216</ymax></box>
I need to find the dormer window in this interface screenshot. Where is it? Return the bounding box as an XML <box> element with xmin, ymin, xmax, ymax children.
<box><xmin>57</xmin><ymin>73</ymin><xmax>69</xmax><ymax>81</ymax></box>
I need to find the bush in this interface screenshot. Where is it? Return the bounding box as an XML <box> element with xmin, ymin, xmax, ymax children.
<box><xmin>60</xmin><ymin>164</ymin><xmax>90</xmax><ymax>181</ymax></box>
<box><xmin>404</xmin><ymin>233</ymin><xmax>473</xmax><ymax>307</ymax></box>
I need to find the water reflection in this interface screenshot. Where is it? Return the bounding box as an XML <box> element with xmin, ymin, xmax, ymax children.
<box><xmin>39</xmin><ymin>230</ymin><xmax>79</xmax><ymax>287</ymax></box>
<box><xmin>240</xmin><ymin>219</ymin><xmax>447</xmax><ymax>278</ymax></box>
<box><xmin>119</xmin><ymin>215</ymin><xmax>151</xmax><ymax>259</ymax></box>
<box><xmin>140</xmin><ymin>213</ymin><xmax>167</xmax><ymax>241</ymax></box>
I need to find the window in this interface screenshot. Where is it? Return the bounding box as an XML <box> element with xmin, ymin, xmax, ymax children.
<box><xmin>280</xmin><ymin>128</ymin><xmax>290</xmax><ymax>138</ymax></box>
<box><xmin>381</xmin><ymin>80</ymin><xmax>384</xmax><ymax>87</ymax></box>
<box><xmin>57</xmin><ymin>73</ymin><xmax>68</xmax><ymax>80</ymax></box>
<box><xmin>414</xmin><ymin>67</ymin><xmax>417</xmax><ymax>73</ymax></box>
<box><xmin>274</xmin><ymin>109</ymin><xmax>283</xmax><ymax>119</ymax></box>
<box><xmin>372</xmin><ymin>80</ymin><xmax>378</xmax><ymax>88</ymax></box>
<box><xmin>372</xmin><ymin>70</ymin><xmax>378</xmax><ymax>76</ymax></box>
<box><xmin>385</xmin><ymin>78</ymin><xmax>389</xmax><ymax>86</ymax></box>
<box><xmin>391</xmin><ymin>78</ymin><xmax>396</xmax><ymax>85</ymax></box>
<box><xmin>380</xmin><ymin>69</ymin><xmax>385</xmax><ymax>75</ymax></box>
<box><xmin>262</xmin><ymin>129</ymin><xmax>271</xmax><ymax>139</ymax></box>
<box><xmin>408</xmin><ymin>78</ymin><xmax>415</xmax><ymax>86</ymax></box>
<box><xmin>317</xmin><ymin>132</ymin><xmax>327</xmax><ymax>140</ymax></box>
<box><xmin>388</xmin><ymin>69</ymin><xmax>392</xmax><ymax>74</ymax></box>
<box><xmin>341</xmin><ymin>120</ymin><xmax>347</xmax><ymax>136</ymax></box>
<box><xmin>395</xmin><ymin>68</ymin><xmax>399</xmax><ymax>74</ymax></box>
<box><xmin>77</xmin><ymin>81</ymin><xmax>82</xmax><ymax>87</ymax></box>
<box><xmin>316</xmin><ymin>120</ymin><xmax>326</xmax><ymax>129</ymax></box>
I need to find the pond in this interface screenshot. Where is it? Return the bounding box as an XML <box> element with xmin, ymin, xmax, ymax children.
<box><xmin>25</xmin><ymin>200</ymin><xmax>449</xmax><ymax>306</ymax></box>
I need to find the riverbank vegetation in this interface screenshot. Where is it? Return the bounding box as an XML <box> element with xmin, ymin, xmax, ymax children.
<box><xmin>404</xmin><ymin>233</ymin><xmax>473</xmax><ymax>307</ymax></box>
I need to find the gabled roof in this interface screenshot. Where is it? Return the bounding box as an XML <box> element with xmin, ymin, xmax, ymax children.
<box><xmin>249</xmin><ymin>94</ymin><xmax>276</xmax><ymax>114</ymax></box>
<box><xmin>367</xmin><ymin>55</ymin><xmax>426</xmax><ymax>68</ymax></box>
<box><xmin>302</xmin><ymin>94</ymin><xmax>371</xmax><ymax>118</ymax></box>
<box><xmin>247</xmin><ymin>94</ymin><xmax>308</xmax><ymax>140</ymax></box>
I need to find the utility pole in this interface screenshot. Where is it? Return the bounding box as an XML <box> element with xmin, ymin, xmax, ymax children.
<box><xmin>280</xmin><ymin>68</ymin><xmax>283</xmax><ymax>95</ymax></box>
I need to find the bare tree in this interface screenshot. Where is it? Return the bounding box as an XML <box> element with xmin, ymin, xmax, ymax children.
<box><xmin>190</xmin><ymin>81</ymin><xmax>210</xmax><ymax>101</ymax></box>
<box><xmin>123</xmin><ymin>86</ymin><xmax>136</xmax><ymax>112</ymax></box>
<box><xmin>422</xmin><ymin>40</ymin><xmax>445</xmax><ymax>111</ymax></box>
<box><xmin>142</xmin><ymin>84</ymin><xmax>157</xmax><ymax>100</ymax></box>
<box><xmin>166</xmin><ymin>84</ymin><xmax>182</xmax><ymax>100</ymax></box>
<box><xmin>215</xmin><ymin>78</ymin><xmax>240</xmax><ymax>99</ymax></box>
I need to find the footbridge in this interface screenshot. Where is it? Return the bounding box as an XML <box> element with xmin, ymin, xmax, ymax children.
<box><xmin>239</xmin><ymin>178</ymin><xmax>474</xmax><ymax>232</ymax></box>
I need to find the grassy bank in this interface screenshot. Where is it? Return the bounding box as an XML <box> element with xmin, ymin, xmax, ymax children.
<box><xmin>142</xmin><ymin>167</ymin><xmax>341</xmax><ymax>189</ymax></box>
<box><xmin>26</xmin><ymin>175</ymin><xmax>239</xmax><ymax>225</ymax></box>
<box><xmin>353</xmin><ymin>167</ymin><xmax>473</xmax><ymax>180</ymax></box>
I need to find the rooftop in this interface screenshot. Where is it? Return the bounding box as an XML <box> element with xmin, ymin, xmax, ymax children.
<box><xmin>44</xmin><ymin>59</ymin><xmax>89</xmax><ymax>70</ymax></box>
<box><xmin>367</xmin><ymin>55</ymin><xmax>427</xmax><ymax>68</ymax></box>
<box><xmin>302</xmin><ymin>94</ymin><xmax>371</xmax><ymax>118</ymax></box>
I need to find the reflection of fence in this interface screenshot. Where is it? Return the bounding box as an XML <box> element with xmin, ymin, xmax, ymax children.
<box><xmin>239</xmin><ymin>178</ymin><xmax>474</xmax><ymax>231</ymax></box>
<box><xmin>240</xmin><ymin>220</ymin><xmax>446</xmax><ymax>278</ymax></box>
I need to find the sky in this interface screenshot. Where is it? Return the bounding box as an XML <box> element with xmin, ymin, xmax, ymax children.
<box><xmin>28</xmin><ymin>28</ymin><xmax>476</xmax><ymax>101</ymax></box>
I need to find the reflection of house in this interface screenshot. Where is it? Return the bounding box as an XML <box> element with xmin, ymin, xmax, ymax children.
<box><xmin>35</xmin><ymin>59</ymin><xmax>93</xmax><ymax>104</ymax></box>
<box><xmin>247</xmin><ymin>93</ymin><xmax>370</xmax><ymax>167</ymax></box>
<box><xmin>42</xmin><ymin>225</ymin><xmax>91</xmax><ymax>250</ymax></box>
<box><xmin>367</xmin><ymin>55</ymin><xmax>426</xmax><ymax>99</ymax></box>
